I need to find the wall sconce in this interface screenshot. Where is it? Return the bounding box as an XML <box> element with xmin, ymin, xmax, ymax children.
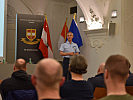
<box><xmin>108</xmin><ymin>22</ymin><xmax>116</xmax><ymax>36</ymax></box>
<box><xmin>111</xmin><ymin>10</ymin><xmax>117</xmax><ymax>18</ymax></box>
<box><xmin>79</xmin><ymin>16</ymin><xmax>85</xmax><ymax>23</ymax></box>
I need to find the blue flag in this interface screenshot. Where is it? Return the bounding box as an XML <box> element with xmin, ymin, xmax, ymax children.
<box><xmin>69</xmin><ymin>19</ymin><xmax>83</xmax><ymax>47</ymax></box>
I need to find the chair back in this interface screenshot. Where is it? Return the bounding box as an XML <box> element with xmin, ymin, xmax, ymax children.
<box><xmin>93</xmin><ymin>87</ymin><xmax>107</xmax><ymax>100</ymax></box>
<box><xmin>0</xmin><ymin>80</ymin><xmax>2</xmax><ymax>84</ymax></box>
<box><xmin>126</xmin><ymin>86</ymin><xmax>133</xmax><ymax>95</ymax></box>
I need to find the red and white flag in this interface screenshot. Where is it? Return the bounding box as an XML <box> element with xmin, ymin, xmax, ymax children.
<box><xmin>58</xmin><ymin>19</ymin><xmax>68</xmax><ymax>49</ymax></box>
<box><xmin>39</xmin><ymin>18</ymin><xmax>53</xmax><ymax>58</ymax></box>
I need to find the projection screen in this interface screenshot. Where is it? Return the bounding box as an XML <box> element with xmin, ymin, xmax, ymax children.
<box><xmin>0</xmin><ymin>0</ymin><xmax>6</xmax><ymax>60</ymax></box>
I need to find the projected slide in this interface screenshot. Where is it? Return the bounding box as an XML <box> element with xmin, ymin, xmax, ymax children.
<box><xmin>0</xmin><ymin>0</ymin><xmax>4</xmax><ymax>57</ymax></box>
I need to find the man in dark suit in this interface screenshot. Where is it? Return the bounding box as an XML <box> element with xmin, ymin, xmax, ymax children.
<box><xmin>88</xmin><ymin>63</ymin><xmax>105</xmax><ymax>92</ymax></box>
<box><xmin>89</xmin><ymin>61</ymin><xmax>133</xmax><ymax>92</ymax></box>
<box><xmin>126</xmin><ymin>61</ymin><xmax>133</xmax><ymax>86</ymax></box>
<box><xmin>0</xmin><ymin>59</ymin><xmax>37</xmax><ymax>100</ymax></box>
<box><xmin>126</xmin><ymin>72</ymin><xmax>133</xmax><ymax>86</ymax></box>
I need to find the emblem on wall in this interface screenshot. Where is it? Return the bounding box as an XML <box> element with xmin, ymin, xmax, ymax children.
<box><xmin>21</xmin><ymin>29</ymin><xmax>40</xmax><ymax>45</ymax></box>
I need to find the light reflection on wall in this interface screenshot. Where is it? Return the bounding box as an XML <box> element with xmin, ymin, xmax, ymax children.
<box><xmin>86</xmin><ymin>19</ymin><xmax>103</xmax><ymax>30</ymax></box>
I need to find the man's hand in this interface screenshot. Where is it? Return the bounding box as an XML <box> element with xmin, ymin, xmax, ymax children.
<box><xmin>60</xmin><ymin>51</ymin><xmax>79</xmax><ymax>56</ymax></box>
<box><xmin>68</xmin><ymin>52</ymin><xmax>74</xmax><ymax>56</ymax></box>
<box><xmin>60</xmin><ymin>51</ymin><xmax>74</xmax><ymax>56</ymax></box>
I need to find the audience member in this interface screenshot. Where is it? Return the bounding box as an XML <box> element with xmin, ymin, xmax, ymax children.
<box><xmin>126</xmin><ymin>63</ymin><xmax>133</xmax><ymax>86</ymax></box>
<box><xmin>0</xmin><ymin>58</ymin><xmax>37</xmax><ymax>100</ymax></box>
<box><xmin>126</xmin><ymin>73</ymin><xmax>133</xmax><ymax>86</ymax></box>
<box><xmin>97</xmin><ymin>63</ymin><xmax>105</xmax><ymax>75</ymax></box>
<box><xmin>88</xmin><ymin>63</ymin><xmax>105</xmax><ymax>92</ymax></box>
<box><xmin>60</xmin><ymin>55</ymin><xmax>93</xmax><ymax>100</ymax></box>
<box><xmin>31</xmin><ymin>58</ymin><xmax>64</xmax><ymax>100</ymax></box>
<box><xmin>100</xmin><ymin>54</ymin><xmax>133</xmax><ymax>100</ymax></box>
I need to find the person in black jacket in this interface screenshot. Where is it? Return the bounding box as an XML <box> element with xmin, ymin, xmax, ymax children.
<box><xmin>0</xmin><ymin>58</ymin><xmax>37</xmax><ymax>100</ymax></box>
<box><xmin>126</xmin><ymin>63</ymin><xmax>133</xmax><ymax>86</ymax></box>
<box><xmin>126</xmin><ymin>72</ymin><xmax>133</xmax><ymax>86</ymax></box>
<box><xmin>88</xmin><ymin>63</ymin><xmax>105</xmax><ymax>92</ymax></box>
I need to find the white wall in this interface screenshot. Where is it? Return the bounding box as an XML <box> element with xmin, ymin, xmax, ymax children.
<box><xmin>121</xmin><ymin>0</ymin><xmax>133</xmax><ymax>72</ymax></box>
<box><xmin>77</xmin><ymin>0</ymin><xmax>122</xmax><ymax>79</ymax></box>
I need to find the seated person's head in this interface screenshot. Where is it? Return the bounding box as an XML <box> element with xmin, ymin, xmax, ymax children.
<box><xmin>104</xmin><ymin>54</ymin><xmax>130</xmax><ymax>84</ymax></box>
<box><xmin>32</xmin><ymin>58</ymin><xmax>63</xmax><ymax>90</ymax></box>
<box><xmin>69</xmin><ymin>55</ymin><xmax>88</xmax><ymax>75</ymax></box>
<box><xmin>97</xmin><ymin>63</ymin><xmax>105</xmax><ymax>74</ymax></box>
<box><xmin>14</xmin><ymin>58</ymin><xmax>26</xmax><ymax>71</ymax></box>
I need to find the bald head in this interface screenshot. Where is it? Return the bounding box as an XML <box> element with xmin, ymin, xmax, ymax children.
<box><xmin>14</xmin><ymin>58</ymin><xmax>26</xmax><ymax>70</ymax></box>
<box><xmin>97</xmin><ymin>63</ymin><xmax>105</xmax><ymax>74</ymax></box>
<box><xmin>34</xmin><ymin>58</ymin><xmax>63</xmax><ymax>87</ymax></box>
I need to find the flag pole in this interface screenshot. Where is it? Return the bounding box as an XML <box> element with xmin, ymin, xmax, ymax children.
<box><xmin>65</xmin><ymin>17</ymin><xmax>67</xmax><ymax>29</ymax></box>
<box><xmin>44</xmin><ymin>14</ymin><xmax>47</xmax><ymax>22</ymax></box>
<box><xmin>73</xmin><ymin>13</ymin><xmax>76</xmax><ymax>20</ymax></box>
<box><xmin>64</xmin><ymin>18</ymin><xmax>67</xmax><ymax>42</ymax></box>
